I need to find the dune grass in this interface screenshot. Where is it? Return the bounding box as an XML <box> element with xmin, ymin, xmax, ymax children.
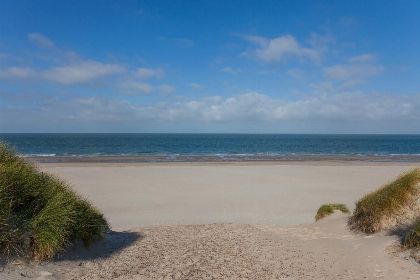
<box><xmin>403</xmin><ymin>218</ymin><xmax>420</xmax><ymax>249</ymax></box>
<box><xmin>349</xmin><ymin>168</ymin><xmax>420</xmax><ymax>234</ymax></box>
<box><xmin>315</xmin><ymin>203</ymin><xmax>350</xmax><ymax>221</ymax></box>
<box><xmin>0</xmin><ymin>143</ymin><xmax>109</xmax><ymax>260</ymax></box>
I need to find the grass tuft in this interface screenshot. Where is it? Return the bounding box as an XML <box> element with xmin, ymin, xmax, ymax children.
<box><xmin>348</xmin><ymin>169</ymin><xmax>420</xmax><ymax>233</ymax></box>
<box><xmin>403</xmin><ymin>218</ymin><xmax>420</xmax><ymax>249</ymax></box>
<box><xmin>402</xmin><ymin>218</ymin><xmax>420</xmax><ymax>262</ymax></box>
<box><xmin>315</xmin><ymin>203</ymin><xmax>350</xmax><ymax>221</ymax></box>
<box><xmin>0</xmin><ymin>142</ymin><xmax>109</xmax><ymax>260</ymax></box>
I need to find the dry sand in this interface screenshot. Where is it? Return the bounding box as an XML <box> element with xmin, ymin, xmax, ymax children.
<box><xmin>41</xmin><ymin>162</ymin><xmax>417</xmax><ymax>227</ymax></box>
<box><xmin>1</xmin><ymin>162</ymin><xmax>419</xmax><ymax>279</ymax></box>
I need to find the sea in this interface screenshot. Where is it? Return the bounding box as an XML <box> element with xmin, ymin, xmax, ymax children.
<box><xmin>0</xmin><ymin>133</ymin><xmax>420</xmax><ymax>162</ymax></box>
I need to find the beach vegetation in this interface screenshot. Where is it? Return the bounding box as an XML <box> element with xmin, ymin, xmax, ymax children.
<box><xmin>0</xmin><ymin>142</ymin><xmax>109</xmax><ymax>261</ymax></box>
<box><xmin>315</xmin><ymin>203</ymin><xmax>350</xmax><ymax>221</ymax></box>
<box><xmin>348</xmin><ymin>168</ymin><xmax>420</xmax><ymax>233</ymax></box>
<box><xmin>403</xmin><ymin>218</ymin><xmax>420</xmax><ymax>249</ymax></box>
<box><xmin>402</xmin><ymin>218</ymin><xmax>420</xmax><ymax>262</ymax></box>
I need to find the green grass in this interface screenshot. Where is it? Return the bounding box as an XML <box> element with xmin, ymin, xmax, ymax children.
<box><xmin>315</xmin><ymin>203</ymin><xmax>350</xmax><ymax>221</ymax></box>
<box><xmin>349</xmin><ymin>168</ymin><xmax>420</xmax><ymax>233</ymax></box>
<box><xmin>0</xmin><ymin>143</ymin><xmax>109</xmax><ymax>260</ymax></box>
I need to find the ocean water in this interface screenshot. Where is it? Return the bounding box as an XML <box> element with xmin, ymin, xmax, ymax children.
<box><xmin>0</xmin><ymin>134</ymin><xmax>420</xmax><ymax>161</ymax></box>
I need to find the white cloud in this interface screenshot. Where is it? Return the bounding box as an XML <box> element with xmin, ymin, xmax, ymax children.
<box><xmin>324</xmin><ymin>54</ymin><xmax>383</xmax><ymax>86</ymax></box>
<box><xmin>189</xmin><ymin>83</ymin><xmax>203</xmax><ymax>90</ymax></box>
<box><xmin>0</xmin><ymin>67</ymin><xmax>37</xmax><ymax>78</ymax></box>
<box><xmin>2</xmin><ymin>33</ymin><xmax>135</xmax><ymax>86</ymax></box>
<box><xmin>307</xmin><ymin>33</ymin><xmax>335</xmax><ymax>52</ymax></box>
<box><xmin>56</xmin><ymin>97</ymin><xmax>139</xmax><ymax>122</ymax></box>
<box><xmin>135</xmin><ymin>67</ymin><xmax>165</xmax><ymax>79</ymax></box>
<box><xmin>0</xmin><ymin>61</ymin><xmax>125</xmax><ymax>85</ymax></box>
<box><xmin>349</xmin><ymin>54</ymin><xmax>376</xmax><ymax>63</ymax></box>
<box><xmin>120</xmin><ymin>82</ymin><xmax>175</xmax><ymax>95</ymax></box>
<box><xmin>287</xmin><ymin>68</ymin><xmax>305</xmax><ymax>79</ymax></box>
<box><xmin>28</xmin><ymin>33</ymin><xmax>55</xmax><ymax>49</ymax></box>
<box><xmin>120</xmin><ymin>81</ymin><xmax>153</xmax><ymax>94</ymax></box>
<box><xmin>43</xmin><ymin>61</ymin><xmax>125</xmax><ymax>84</ymax></box>
<box><xmin>243</xmin><ymin>34</ymin><xmax>320</xmax><ymax>63</ymax></box>
<box><xmin>157</xmin><ymin>84</ymin><xmax>175</xmax><ymax>94</ymax></box>
<box><xmin>220</xmin><ymin>67</ymin><xmax>241</xmax><ymax>74</ymax></box>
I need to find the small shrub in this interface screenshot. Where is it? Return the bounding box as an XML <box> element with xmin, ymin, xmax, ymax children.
<box><xmin>348</xmin><ymin>169</ymin><xmax>420</xmax><ymax>233</ymax></box>
<box><xmin>315</xmin><ymin>203</ymin><xmax>350</xmax><ymax>221</ymax></box>
<box><xmin>0</xmin><ymin>143</ymin><xmax>109</xmax><ymax>260</ymax></box>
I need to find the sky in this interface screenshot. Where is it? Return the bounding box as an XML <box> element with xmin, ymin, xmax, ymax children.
<box><xmin>1</xmin><ymin>0</ymin><xmax>420</xmax><ymax>133</ymax></box>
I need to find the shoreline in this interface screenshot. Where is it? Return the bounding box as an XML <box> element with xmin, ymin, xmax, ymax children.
<box><xmin>26</xmin><ymin>154</ymin><xmax>420</xmax><ymax>164</ymax></box>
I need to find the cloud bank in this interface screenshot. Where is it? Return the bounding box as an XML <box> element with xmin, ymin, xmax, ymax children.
<box><xmin>28</xmin><ymin>32</ymin><xmax>55</xmax><ymax>49</ymax></box>
<box><xmin>2</xmin><ymin>91</ymin><xmax>419</xmax><ymax>133</ymax></box>
<box><xmin>0</xmin><ymin>61</ymin><xmax>125</xmax><ymax>85</ymax></box>
<box><xmin>324</xmin><ymin>54</ymin><xmax>383</xmax><ymax>86</ymax></box>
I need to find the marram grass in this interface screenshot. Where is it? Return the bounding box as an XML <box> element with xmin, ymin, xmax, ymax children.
<box><xmin>0</xmin><ymin>143</ymin><xmax>109</xmax><ymax>260</ymax></box>
<box><xmin>403</xmin><ymin>218</ymin><xmax>420</xmax><ymax>249</ymax></box>
<box><xmin>349</xmin><ymin>168</ymin><xmax>420</xmax><ymax>234</ymax></box>
<box><xmin>315</xmin><ymin>203</ymin><xmax>350</xmax><ymax>221</ymax></box>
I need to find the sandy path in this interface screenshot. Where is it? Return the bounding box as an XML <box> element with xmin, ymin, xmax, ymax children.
<box><xmin>3</xmin><ymin>214</ymin><xmax>418</xmax><ymax>280</ymax></box>
<box><xmin>40</xmin><ymin>162</ymin><xmax>415</xmax><ymax>227</ymax></box>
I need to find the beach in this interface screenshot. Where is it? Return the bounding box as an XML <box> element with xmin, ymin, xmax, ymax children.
<box><xmin>3</xmin><ymin>0</ymin><xmax>420</xmax><ymax>278</ymax></box>
<box><xmin>40</xmin><ymin>161</ymin><xmax>418</xmax><ymax>228</ymax></box>
<box><xmin>2</xmin><ymin>161</ymin><xmax>419</xmax><ymax>279</ymax></box>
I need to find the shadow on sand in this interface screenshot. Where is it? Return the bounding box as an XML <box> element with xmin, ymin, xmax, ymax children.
<box><xmin>54</xmin><ymin>230</ymin><xmax>143</xmax><ymax>262</ymax></box>
<box><xmin>387</xmin><ymin>224</ymin><xmax>412</xmax><ymax>244</ymax></box>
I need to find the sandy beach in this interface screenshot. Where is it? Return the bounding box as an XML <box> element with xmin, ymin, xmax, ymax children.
<box><xmin>40</xmin><ymin>161</ymin><xmax>418</xmax><ymax>228</ymax></box>
<box><xmin>2</xmin><ymin>161</ymin><xmax>419</xmax><ymax>279</ymax></box>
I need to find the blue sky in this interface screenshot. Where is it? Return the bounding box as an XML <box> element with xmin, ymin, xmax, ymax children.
<box><xmin>1</xmin><ymin>0</ymin><xmax>420</xmax><ymax>133</ymax></box>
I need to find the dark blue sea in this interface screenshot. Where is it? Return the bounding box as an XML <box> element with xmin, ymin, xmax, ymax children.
<box><xmin>0</xmin><ymin>134</ymin><xmax>420</xmax><ymax>161</ymax></box>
